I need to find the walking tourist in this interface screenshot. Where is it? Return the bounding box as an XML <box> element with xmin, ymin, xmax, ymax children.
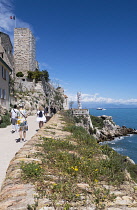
<box><xmin>44</xmin><ymin>106</ymin><xmax>49</xmax><ymax>115</ymax></box>
<box><xmin>53</xmin><ymin>107</ymin><xmax>57</xmax><ymax>114</ymax></box>
<box><xmin>17</xmin><ymin>104</ymin><xmax>28</xmax><ymax>142</ymax></box>
<box><xmin>10</xmin><ymin>105</ymin><xmax>18</xmax><ymax>133</ymax></box>
<box><xmin>36</xmin><ymin>106</ymin><xmax>46</xmax><ymax>128</ymax></box>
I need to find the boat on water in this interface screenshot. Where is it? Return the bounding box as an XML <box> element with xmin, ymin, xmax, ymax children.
<box><xmin>96</xmin><ymin>108</ymin><xmax>106</xmax><ymax>110</ymax></box>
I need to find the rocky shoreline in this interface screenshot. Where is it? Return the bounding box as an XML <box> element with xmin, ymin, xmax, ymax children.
<box><xmin>93</xmin><ymin>115</ymin><xmax>137</xmax><ymax>142</ymax></box>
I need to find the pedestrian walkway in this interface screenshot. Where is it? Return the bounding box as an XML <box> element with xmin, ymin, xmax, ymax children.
<box><xmin>0</xmin><ymin>115</ymin><xmax>39</xmax><ymax>190</ymax></box>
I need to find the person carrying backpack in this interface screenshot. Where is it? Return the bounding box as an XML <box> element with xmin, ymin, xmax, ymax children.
<box><xmin>10</xmin><ymin>104</ymin><xmax>19</xmax><ymax>133</ymax></box>
<box><xmin>36</xmin><ymin>106</ymin><xmax>46</xmax><ymax>128</ymax></box>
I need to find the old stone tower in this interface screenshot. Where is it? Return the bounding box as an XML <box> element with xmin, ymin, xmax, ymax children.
<box><xmin>14</xmin><ymin>28</ymin><xmax>36</xmax><ymax>76</ymax></box>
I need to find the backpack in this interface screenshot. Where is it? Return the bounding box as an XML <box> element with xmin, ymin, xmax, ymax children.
<box><xmin>13</xmin><ymin>109</ymin><xmax>18</xmax><ymax>118</ymax></box>
<box><xmin>39</xmin><ymin>111</ymin><xmax>43</xmax><ymax>117</ymax></box>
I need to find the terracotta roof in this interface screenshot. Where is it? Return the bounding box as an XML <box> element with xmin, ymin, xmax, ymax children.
<box><xmin>64</xmin><ymin>95</ymin><xmax>68</xmax><ymax>98</ymax></box>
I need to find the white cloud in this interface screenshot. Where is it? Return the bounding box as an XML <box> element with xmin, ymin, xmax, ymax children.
<box><xmin>67</xmin><ymin>92</ymin><xmax>137</xmax><ymax>105</ymax></box>
<box><xmin>39</xmin><ymin>62</ymin><xmax>50</xmax><ymax>69</ymax></box>
<box><xmin>0</xmin><ymin>0</ymin><xmax>32</xmax><ymax>43</ymax></box>
<box><xmin>0</xmin><ymin>0</ymin><xmax>14</xmax><ymax>33</ymax></box>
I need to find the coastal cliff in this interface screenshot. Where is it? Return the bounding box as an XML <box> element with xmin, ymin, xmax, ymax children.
<box><xmin>90</xmin><ymin>115</ymin><xmax>137</xmax><ymax>142</ymax></box>
<box><xmin>0</xmin><ymin>111</ymin><xmax>137</xmax><ymax>209</ymax></box>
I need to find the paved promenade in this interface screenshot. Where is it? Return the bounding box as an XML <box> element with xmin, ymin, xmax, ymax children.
<box><xmin>0</xmin><ymin>115</ymin><xmax>39</xmax><ymax>190</ymax></box>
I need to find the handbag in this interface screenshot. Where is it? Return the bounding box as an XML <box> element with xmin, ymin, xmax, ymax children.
<box><xmin>17</xmin><ymin>119</ymin><xmax>21</xmax><ymax>125</ymax></box>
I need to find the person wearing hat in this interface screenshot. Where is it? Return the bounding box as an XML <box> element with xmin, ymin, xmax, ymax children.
<box><xmin>17</xmin><ymin>104</ymin><xmax>28</xmax><ymax>142</ymax></box>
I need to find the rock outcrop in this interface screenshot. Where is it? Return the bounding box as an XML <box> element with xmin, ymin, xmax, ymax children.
<box><xmin>94</xmin><ymin>115</ymin><xmax>137</xmax><ymax>142</ymax></box>
<box><xmin>10</xmin><ymin>78</ymin><xmax>65</xmax><ymax>115</ymax></box>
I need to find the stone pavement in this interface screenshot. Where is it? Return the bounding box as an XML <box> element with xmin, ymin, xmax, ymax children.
<box><xmin>0</xmin><ymin>115</ymin><xmax>39</xmax><ymax>190</ymax></box>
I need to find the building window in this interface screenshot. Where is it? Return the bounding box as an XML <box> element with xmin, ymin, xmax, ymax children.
<box><xmin>3</xmin><ymin>89</ymin><xmax>6</xmax><ymax>99</ymax></box>
<box><xmin>2</xmin><ymin>67</ymin><xmax>6</xmax><ymax>80</ymax></box>
<box><xmin>0</xmin><ymin>53</ymin><xmax>4</xmax><ymax>58</ymax></box>
<box><xmin>1</xmin><ymin>88</ymin><xmax>3</xmax><ymax>99</ymax></box>
<box><xmin>0</xmin><ymin>88</ymin><xmax>6</xmax><ymax>99</ymax></box>
<box><xmin>0</xmin><ymin>89</ymin><xmax>6</xmax><ymax>99</ymax></box>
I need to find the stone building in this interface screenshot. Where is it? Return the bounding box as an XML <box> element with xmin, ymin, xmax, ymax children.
<box><xmin>56</xmin><ymin>87</ymin><xmax>69</xmax><ymax>110</ymax></box>
<box><xmin>72</xmin><ymin>109</ymin><xmax>93</xmax><ymax>129</ymax></box>
<box><xmin>14</xmin><ymin>28</ymin><xmax>36</xmax><ymax>76</ymax></box>
<box><xmin>0</xmin><ymin>57</ymin><xmax>12</xmax><ymax>109</ymax></box>
<box><xmin>0</xmin><ymin>32</ymin><xmax>14</xmax><ymax>109</ymax></box>
<box><xmin>0</xmin><ymin>32</ymin><xmax>14</xmax><ymax>72</ymax></box>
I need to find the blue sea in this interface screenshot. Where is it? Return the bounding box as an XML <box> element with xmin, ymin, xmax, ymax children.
<box><xmin>89</xmin><ymin>108</ymin><xmax>137</xmax><ymax>164</ymax></box>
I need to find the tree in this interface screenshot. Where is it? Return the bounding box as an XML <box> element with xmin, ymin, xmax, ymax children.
<box><xmin>16</xmin><ymin>72</ymin><xmax>24</xmax><ymax>77</ymax></box>
<box><xmin>41</xmin><ymin>70</ymin><xmax>49</xmax><ymax>82</ymax></box>
<box><xmin>33</xmin><ymin>71</ymin><xmax>42</xmax><ymax>82</ymax></box>
<box><xmin>27</xmin><ymin>70</ymin><xmax>49</xmax><ymax>83</ymax></box>
<box><xmin>27</xmin><ymin>71</ymin><xmax>34</xmax><ymax>80</ymax></box>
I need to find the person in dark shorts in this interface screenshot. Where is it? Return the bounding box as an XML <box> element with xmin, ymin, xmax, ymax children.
<box><xmin>10</xmin><ymin>105</ymin><xmax>18</xmax><ymax>133</ymax></box>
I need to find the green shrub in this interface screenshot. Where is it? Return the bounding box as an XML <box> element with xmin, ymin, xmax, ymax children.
<box><xmin>21</xmin><ymin>162</ymin><xmax>43</xmax><ymax>181</ymax></box>
<box><xmin>0</xmin><ymin>112</ymin><xmax>11</xmax><ymax>128</ymax></box>
<box><xmin>27</xmin><ymin>70</ymin><xmax>49</xmax><ymax>82</ymax></box>
<box><xmin>73</xmin><ymin>116</ymin><xmax>82</xmax><ymax>123</ymax></box>
<box><xmin>27</xmin><ymin>71</ymin><xmax>34</xmax><ymax>80</ymax></box>
<box><xmin>16</xmin><ymin>71</ymin><xmax>24</xmax><ymax>77</ymax></box>
<box><xmin>90</xmin><ymin>115</ymin><xmax>104</xmax><ymax>129</ymax></box>
<box><xmin>20</xmin><ymin>110</ymin><xmax>137</xmax><ymax>209</ymax></box>
<box><xmin>127</xmin><ymin>163</ymin><xmax>137</xmax><ymax>183</ymax></box>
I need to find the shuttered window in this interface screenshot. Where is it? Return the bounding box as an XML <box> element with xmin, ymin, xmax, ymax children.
<box><xmin>2</xmin><ymin>67</ymin><xmax>6</xmax><ymax>80</ymax></box>
<box><xmin>3</xmin><ymin>89</ymin><xmax>6</xmax><ymax>99</ymax></box>
<box><xmin>0</xmin><ymin>89</ymin><xmax>6</xmax><ymax>99</ymax></box>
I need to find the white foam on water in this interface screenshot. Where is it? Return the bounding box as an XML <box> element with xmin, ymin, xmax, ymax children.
<box><xmin>128</xmin><ymin>140</ymin><xmax>132</xmax><ymax>142</ymax></box>
<box><xmin>99</xmin><ymin>134</ymin><xmax>134</xmax><ymax>146</ymax></box>
<box><xmin>112</xmin><ymin>147</ymin><xmax>125</xmax><ymax>152</ymax></box>
<box><xmin>99</xmin><ymin>137</ymin><xmax>124</xmax><ymax>145</ymax></box>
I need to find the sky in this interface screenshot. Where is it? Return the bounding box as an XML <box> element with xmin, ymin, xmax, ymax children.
<box><xmin>0</xmin><ymin>0</ymin><xmax>137</xmax><ymax>108</ymax></box>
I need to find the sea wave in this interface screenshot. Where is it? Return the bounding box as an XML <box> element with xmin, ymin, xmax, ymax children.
<box><xmin>112</xmin><ymin>147</ymin><xmax>125</xmax><ymax>152</ymax></box>
<box><xmin>99</xmin><ymin>136</ymin><xmax>124</xmax><ymax>145</ymax></box>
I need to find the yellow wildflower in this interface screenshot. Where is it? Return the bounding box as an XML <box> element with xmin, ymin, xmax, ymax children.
<box><xmin>71</xmin><ymin>166</ymin><xmax>78</xmax><ymax>171</ymax></box>
<box><xmin>74</xmin><ymin>166</ymin><xmax>78</xmax><ymax>171</ymax></box>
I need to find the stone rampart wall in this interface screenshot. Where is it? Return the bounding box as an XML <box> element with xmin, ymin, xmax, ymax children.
<box><xmin>0</xmin><ymin>113</ymin><xmax>137</xmax><ymax>210</ymax></box>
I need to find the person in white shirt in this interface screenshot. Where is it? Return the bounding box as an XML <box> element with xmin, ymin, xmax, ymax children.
<box><xmin>10</xmin><ymin>104</ymin><xmax>18</xmax><ymax>133</ymax></box>
<box><xmin>36</xmin><ymin>106</ymin><xmax>46</xmax><ymax>128</ymax></box>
